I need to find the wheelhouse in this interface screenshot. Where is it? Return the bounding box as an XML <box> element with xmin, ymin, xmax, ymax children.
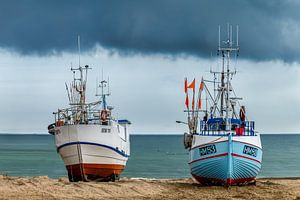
<box><xmin>199</xmin><ymin>117</ymin><xmax>255</xmax><ymax>136</ymax></box>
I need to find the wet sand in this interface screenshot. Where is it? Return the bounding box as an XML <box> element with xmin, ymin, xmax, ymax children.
<box><xmin>0</xmin><ymin>176</ymin><xmax>299</xmax><ymax>200</ymax></box>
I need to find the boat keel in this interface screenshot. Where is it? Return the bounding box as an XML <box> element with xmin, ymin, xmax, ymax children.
<box><xmin>192</xmin><ymin>174</ymin><xmax>256</xmax><ymax>186</ymax></box>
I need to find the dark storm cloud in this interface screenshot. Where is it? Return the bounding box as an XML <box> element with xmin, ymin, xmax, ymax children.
<box><xmin>0</xmin><ymin>0</ymin><xmax>299</xmax><ymax>61</ymax></box>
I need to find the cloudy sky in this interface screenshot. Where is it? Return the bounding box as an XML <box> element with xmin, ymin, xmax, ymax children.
<box><xmin>0</xmin><ymin>0</ymin><xmax>300</xmax><ymax>134</ymax></box>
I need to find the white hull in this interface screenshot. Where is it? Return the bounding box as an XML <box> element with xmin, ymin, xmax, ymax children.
<box><xmin>53</xmin><ymin>122</ymin><xmax>130</xmax><ymax>180</ymax></box>
<box><xmin>58</xmin><ymin>142</ymin><xmax>128</xmax><ymax>166</ymax></box>
<box><xmin>192</xmin><ymin>132</ymin><xmax>262</xmax><ymax>149</ymax></box>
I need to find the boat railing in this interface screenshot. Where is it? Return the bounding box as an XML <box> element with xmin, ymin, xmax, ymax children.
<box><xmin>54</xmin><ymin>105</ymin><xmax>112</xmax><ymax>126</ymax></box>
<box><xmin>199</xmin><ymin>120</ymin><xmax>255</xmax><ymax>136</ymax></box>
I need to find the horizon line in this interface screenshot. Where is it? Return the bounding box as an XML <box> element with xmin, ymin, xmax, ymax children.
<box><xmin>0</xmin><ymin>132</ymin><xmax>299</xmax><ymax>135</ymax></box>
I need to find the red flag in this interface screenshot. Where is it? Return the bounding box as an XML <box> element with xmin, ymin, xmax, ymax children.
<box><xmin>197</xmin><ymin>93</ymin><xmax>201</xmax><ymax>110</ymax></box>
<box><xmin>187</xmin><ymin>79</ymin><xmax>195</xmax><ymax>91</ymax></box>
<box><xmin>185</xmin><ymin>78</ymin><xmax>196</xmax><ymax>110</ymax></box>
<box><xmin>192</xmin><ymin>95</ymin><xmax>195</xmax><ymax>110</ymax></box>
<box><xmin>199</xmin><ymin>78</ymin><xmax>204</xmax><ymax>91</ymax></box>
<box><xmin>197</xmin><ymin>78</ymin><xmax>204</xmax><ymax>110</ymax></box>
<box><xmin>184</xmin><ymin>78</ymin><xmax>188</xmax><ymax>93</ymax></box>
<box><xmin>189</xmin><ymin>79</ymin><xmax>195</xmax><ymax>110</ymax></box>
<box><xmin>185</xmin><ymin>94</ymin><xmax>189</xmax><ymax>109</ymax></box>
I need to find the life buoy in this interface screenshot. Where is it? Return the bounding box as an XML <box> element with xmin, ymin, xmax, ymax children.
<box><xmin>48</xmin><ymin>123</ymin><xmax>56</xmax><ymax>135</ymax></box>
<box><xmin>48</xmin><ymin>123</ymin><xmax>56</xmax><ymax>130</ymax></box>
<box><xmin>100</xmin><ymin>110</ymin><xmax>108</xmax><ymax>121</ymax></box>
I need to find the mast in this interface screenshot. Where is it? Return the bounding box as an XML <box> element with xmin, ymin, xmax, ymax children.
<box><xmin>96</xmin><ymin>70</ymin><xmax>110</xmax><ymax>111</ymax></box>
<box><xmin>221</xmin><ymin>51</ymin><xmax>225</xmax><ymax>118</ymax></box>
<box><xmin>69</xmin><ymin>36</ymin><xmax>91</xmax><ymax>123</ymax></box>
<box><xmin>216</xmin><ymin>24</ymin><xmax>239</xmax><ymax>130</ymax></box>
<box><xmin>70</xmin><ymin>65</ymin><xmax>91</xmax><ymax>122</ymax></box>
<box><xmin>100</xmin><ymin>80</ymin><xmax>107</xmax><ymax>110</ymax></box>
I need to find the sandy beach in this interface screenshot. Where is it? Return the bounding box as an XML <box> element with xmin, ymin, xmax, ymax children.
<box><xmin>0</xmin><ymin>176</ymin><xmax>299</xmax><ymax>200</ymax></box>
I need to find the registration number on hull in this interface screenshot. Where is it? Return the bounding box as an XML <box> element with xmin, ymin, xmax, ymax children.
<box><xmin>243</xmin><ymin>145</ymin><xmax>258</xmax><ymax>157</ymax></box>
<box><xmin>199</xmin><ymin>144</ymin><xmax>217</xmax><ymax>156</ymax></box>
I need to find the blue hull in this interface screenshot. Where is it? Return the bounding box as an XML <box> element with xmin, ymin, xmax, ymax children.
<box><xmin>189</xmin><ymin>135</ymin><xmax>262</xmax><ymax>185</ymax></box>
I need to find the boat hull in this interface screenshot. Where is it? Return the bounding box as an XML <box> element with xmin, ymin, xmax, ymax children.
<box><xmin>54</xmin><ymin>124</ymin><xmax>130</xmax><ymax>181</ymax></box>
<box><xmin>189</xmin><ymin>134</ymin><xmax>262</xmax><ymax>185</ymax></box>
<box><xmin>66</xmin><ymin>163</ymin><xmax>125</xmax><ymax>181</ymax></box>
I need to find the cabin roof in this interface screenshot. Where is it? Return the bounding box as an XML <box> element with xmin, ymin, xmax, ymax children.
<box><xmin>118</xmin><ymin>119</ymin><xmax>131</xmax><ymax>125</ymax></box>
<box><xmin>206</xmin><ymin>118</ymin><xmax>241</xmax><ymax>124</ymax></box>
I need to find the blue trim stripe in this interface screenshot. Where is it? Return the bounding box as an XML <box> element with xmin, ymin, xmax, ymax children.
<box><xmin>57</xmin><ymin>142</ymin><xmax>129</xmax><ymax>158</ymax></box>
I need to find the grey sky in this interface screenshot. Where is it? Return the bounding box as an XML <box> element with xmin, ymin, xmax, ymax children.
<box><xmin>0</xmin><ymin>0</ymin><xmax>300</xmax><ymax>61</ymax></box>
<box><xmin>0</xmin><ymin>47</ymin><xmax>299</xmax><ymax>133</ymax></box>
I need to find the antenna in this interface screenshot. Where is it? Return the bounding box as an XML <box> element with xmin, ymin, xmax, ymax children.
<box><xmin>108</xmin><ymin>76</ymin><xmax>110</xmax><ymax>95</ymax></box>
<box><xmin>65</xmin><ymin>82</ymin><xmax>71</xmax><ymax>102</ymax></box>
<box><xmin>78</xmin><ymin>35</ymin><xmax>81</xmax><ymax>67</ymax></box>
<box><xmin>230</xmin><ymin>25</ymin><xmax>233</xmax><ymax>47</ymax></box>
<box><xmin>236</xmin><ymin>25</ymin><xmax>239</xmax><ymax>47</ymax></box>
<box><xmin>227</xmin><ymin>23</ymin><xmax>230</xmax><ymax>43</ymax></box>
<box><xmin>211</xmin><ymin>71</ymin><xmax>216</xmax><ymax>99</ymax></box>
<box><xmin>96</xmin><ymin>77</ymin><xmax>98</xmax><ymax>96</ymax></box>
<box><xmin>209</xmin><ymin>51</ymin><xmax>213</xmax><ymax>72</ymax></box>
<box><xmin>218</xmin><ymin>25</ymin><xmax>221</xmax><ymax>49</ymax></box>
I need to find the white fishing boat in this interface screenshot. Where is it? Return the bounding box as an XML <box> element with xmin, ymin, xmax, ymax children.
<box><xmin>48</xmin><ymin>45</ymin><xmax>130</xmax><ymax>181</ymax></box>
<box><xmin>179</xmin><ymin>25</ymin><xmax>262</xmax><ymax>186</ymax></box>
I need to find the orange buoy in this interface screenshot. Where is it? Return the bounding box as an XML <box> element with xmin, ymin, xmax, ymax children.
<box><xmin>56</xmin><ymin>120</ymin><xmax>64</xmax><ymax>127</ymax></box>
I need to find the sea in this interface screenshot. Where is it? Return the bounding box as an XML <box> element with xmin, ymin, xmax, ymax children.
<box><xmin>0</xmin><ymin>134</ymin><xmax>299</xmax><ymax>179</ymax></box>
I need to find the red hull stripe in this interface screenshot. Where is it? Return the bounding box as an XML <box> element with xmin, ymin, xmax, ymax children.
<box><xmin>189</xmin><ymin>153</ymin><xmax>261</xmax><ymax>164</ymax></box>
<box><xmin>189</xmin><ymin>153</ymin><xmax>228</xmax><ymax>164</ymax></box>
<box><xmin>192</xmin><ymin>140</ymin><xmax>262</xmax><ymax>150</ymax></box>
<box><xmin>66</xmin><ymin>163</ymin><xmax>125</xmax><ymax>178</ymax></box>
<box><xmin>192</xmin><ymin>174</ymin><xmax>255</xmax><ymax>185</ymax></box>
<box><xmin>231</xmin><ymin>153</ymin><xmax>261</xmax><ymax>164</ymax></box>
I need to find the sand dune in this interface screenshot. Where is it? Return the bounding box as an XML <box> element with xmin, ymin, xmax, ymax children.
<box><xmin>0</xmin><ymin>176</ymin><xmax>299</xmax><ymax>199</ymax></box>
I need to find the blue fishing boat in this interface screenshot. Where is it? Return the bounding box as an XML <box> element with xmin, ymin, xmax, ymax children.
<box><xmin>179</xmin><ymin>25</ymin><xmax>262</xmax><ymax>186</ymax></box>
